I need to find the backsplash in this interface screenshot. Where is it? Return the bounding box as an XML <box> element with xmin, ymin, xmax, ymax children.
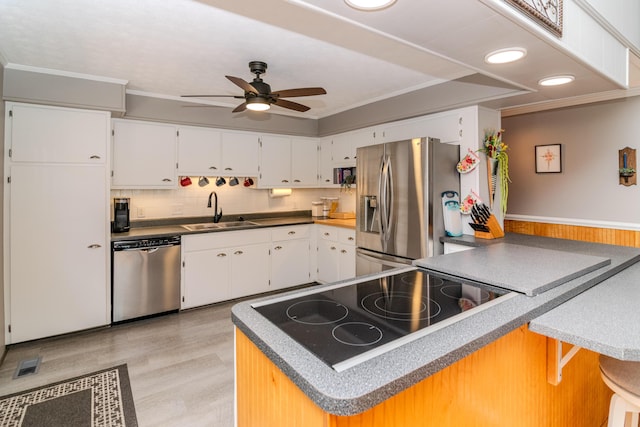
<box><xmin>110</xmin><ymin>184</ymin><xmax>356</xmax><ymax>220</ymax></box>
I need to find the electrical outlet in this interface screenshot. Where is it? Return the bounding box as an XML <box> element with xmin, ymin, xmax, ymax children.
<box><xmin>137</xmin><ymin>207</ymin><xmax>145</xmax><ymax>218</ymax></box>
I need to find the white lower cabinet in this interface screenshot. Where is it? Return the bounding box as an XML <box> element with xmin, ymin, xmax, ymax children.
<box><xmin>181</xmin><ymin>229</ymin><xmax>270</xmax><ymax>309</ymax></box>
<box><xmin>270</xmin><ymin>225</ymin><xmax>311</xmax><ymax>290</ymax></box>
<box><xmin>316</xmin><ymin>225</ymin><xmax>356</xmax><ymax>284</ymax></box>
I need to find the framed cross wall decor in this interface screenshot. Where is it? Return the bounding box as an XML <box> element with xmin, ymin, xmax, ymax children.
<box><xmin>535</xmin><ymin>144</ymin><xmax>562</xmax><ymax>173</ymax></box>
<box><xmin>505</xmin><ymin>0</ymin><xmax>563</xmax><ymax>37</ymax></box>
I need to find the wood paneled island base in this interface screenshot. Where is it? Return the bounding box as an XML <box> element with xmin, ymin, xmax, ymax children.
<box><xmin>235</xmin><ymin>326</ymin><xmax>611</xmax><ymax>427</ymax></box>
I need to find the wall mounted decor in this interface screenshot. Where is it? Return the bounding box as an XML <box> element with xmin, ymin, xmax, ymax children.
<box><xmin>505</xmin><ymin>0</ymin><xmax>563</xmax><ymax>37</ymax></box>
<box><xmin>618</xmin><ymin>147</ymin><xmax>636</xmax><ymax>186</ymax></box>
<box><xmin>535</xmin><ymin>144</ymin><xmax>562</xmax><ymax>173</ymax></box>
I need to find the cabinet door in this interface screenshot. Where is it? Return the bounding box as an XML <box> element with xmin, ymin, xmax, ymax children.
<box><xmin>182</xmin><ymin>248</ymin><xmax>231</xmax><ymax>309</ymax></box>
<box><xmin>271</xmin><ymin>239</ymin><xmax>311</xmax><ymax>290</ymax></box>
<box><xmin>331</xmin><ymin>133</ymin><xmax>356</xmax><ymax>166</ymax></box>
<box><xmin>338</xmin><ymin>243</ymin><xmax>356</xmax><ymax>280</ymax></box>
<box><xmin>8</xmin><ymin>102</ymin><xmax>109</xmax><ymax>164</ymax></box>
<box><xmin>291</xmin><ymin>139</ymin><xmax>318</xmax><ymax>186</ymax></box>
<box><xmin>317</xmin><ymin>139</ymin><xmax>336</xmax><ymax>187</ymax></box>
<box><xmin>9</xmin><ymin>164</ymin><xmax>109</xmax><ymax>343</ymax></box>
<box><xmin>317</xmin><ymin>238</ymin><xmax>340</xmax><ymax>284</ymax></box>
<box><xmin>177</xmin><ymin>126</ymin><xmax>222</xmax><ymax>176</ymax></box>
<box><xmin>259</xmin><ymin>135</ymin><xmax>291</xmax><ymax>187</ymax></box>
<box><xmin>231</xmin><ymin>243</ymin><xmax>270</xmax><ymax>298</ymax></box>
<box><xmin>112</xmin><ymin>120</ymin><xmax>177</xmax><ymax>188</ymax></box>
<box><xmin>221</xmin><ymin>132</ymin><xmax>259</xmax><ymax>177</ymax></box>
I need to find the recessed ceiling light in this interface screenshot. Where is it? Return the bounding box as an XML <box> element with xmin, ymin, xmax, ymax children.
<box><xmin>484</xmin><ymin>48</ymin><xmax>527</xmax><ymax>64</ymax></box>
<box><xmin>538</xmin><ymin>75</ymin><xmax>575</xmax><ymax>86</ymax></box>
<box><xmin>345</xmin><ymin>0</ymin><xmax>397</xmax><ymax>11</ymax></box>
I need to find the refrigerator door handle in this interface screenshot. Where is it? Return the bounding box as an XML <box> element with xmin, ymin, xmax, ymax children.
<box><xmin>386</xmin><ymin>155</ymin><xmax>394</xmax><ymax>243</ymax></box>
<box><xmin>378</xmin><ymin>155</ymin><xmax>388</xmax><ymax>249</ymax></box>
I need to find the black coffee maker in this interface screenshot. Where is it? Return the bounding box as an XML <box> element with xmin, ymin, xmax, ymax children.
<box><xmin>112</xmin><ymin>198</ymin><xmax>130</xmax><ymax>233</ymax></box>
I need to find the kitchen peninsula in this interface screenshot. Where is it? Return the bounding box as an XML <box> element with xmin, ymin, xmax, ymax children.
<box><xmin>232</xmin><ymin>233</ymin><xmax>640</xmax><ymax>427</ymax></box>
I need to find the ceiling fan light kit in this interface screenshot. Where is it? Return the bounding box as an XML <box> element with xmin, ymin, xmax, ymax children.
<box><xmin>246</xmin><ymin>97</ymin><xmax>270</xmax><ymax>111</ymax></box>
<box><xmin>182</xmin><ymin>60</ymin><xmax>326</xmax><ymax>113</ymax></box>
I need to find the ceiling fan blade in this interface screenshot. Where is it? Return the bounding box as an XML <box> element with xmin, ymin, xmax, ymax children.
<box><xmin>271</xmin><ymin>87</ymin><xmax>327</xmax><ymax>98</ymax></box>
<box><xmin>181</xmin><ymin>94</ymin><xmax>244</xmax><ymax>98</ymax></box>
<box><xmin>226</xmin><ymin>75</ymin><xmax>258</xmax><ymax>94</ymax></box>
<box><xmin>273</xmin><ymin>98</ymin><xmax>310</xmax><ymax>112</ymax></box>
<box><xmin>232</xmin><ymin>102</ymin><xmax>247</xmax><ymax>113</ymax></box>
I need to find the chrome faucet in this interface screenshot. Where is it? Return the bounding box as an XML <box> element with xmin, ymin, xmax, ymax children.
<box><xmin>207</xmin><ymin>191</ymin><xmax>223</xmax><ymax>223</ymax></box>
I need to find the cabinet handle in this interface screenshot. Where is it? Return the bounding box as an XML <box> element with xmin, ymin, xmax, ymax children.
<box><xmin>325</xmin><ymin>179</ymin><xmax>331</xmax><ymax>182</ymax></box>
<box><xmin>87</xmin><ymin>244</ymin><xmax>102</xmax><ymax>249</ymax></box>
<box><xmin>209</xmin><ymin>166</ymin><xmax>218</xmax><ymax>170</ymax></box>
<box><xmin>324</xmin><ymin>232</ymin><xmax>330</xmax><ymax>236</ymax></box>
<box><xmin>288</xmin><ymin>231</ymin><xmax>296</xmax><ymax>235</ymax></box>
<box><xmin>281</xmin><ymin>179</ymin><xmax>289</xmax><ymax>183</ymax></box>
<box><xmin>89</xmin><ymin>155</ymin><xmax>101</xmax><ymax>160</ymax></box>
<box><xmin>234</xmin><ymin>250</ymin><xmax>243</xmax><ymax>255</ymax></box>
<box><xmin>341</xmin><ymin>249</ymin><xmax>347</xmax><ymax>254</ymax></box>
<box><xmin>225</xmin><ymin>167</ymin><xmax>233</xmax><ymax>171</ymax></box>
<box><xmin>217</xmin><ymin>253</ymin><xmax>227</xmax><ymax>257</ymax></box>
<box><xmin>330</xmin><ymin>246</ymin><xmax>337</xmax><ymax>250</ymax></box>
<box><xmin>343</xmin><ymin>156</ymin><xmax>349</xmax><ymax>160</ymax></box>
<box><xmin>348</xmin><ymin>236</ymin><xmax>354</xmax><ymax>241</ymax></box>
<box><xmin>293</xmin><ymin>179</ymin><xmax>300</xmax><ymax>183</ymax></box>
<box><xmin>162</xmin><ymin>178</ymin><xmax>172</xmax><ymax>182</ymax></box>
<box><xmin>274</xmin><ymin>246</ymin><xmax>283</xmax><ymax>250</ymax></box>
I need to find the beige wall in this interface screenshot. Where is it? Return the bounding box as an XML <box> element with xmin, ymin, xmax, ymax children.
<box><xmin>503</xmin><ymin>95</ymin><xmax>640</xmax><ymax>224</ymax></box>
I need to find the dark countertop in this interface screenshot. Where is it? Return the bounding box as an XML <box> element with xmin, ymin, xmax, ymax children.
<box><xmin>110</xmin><ymin>211</ymin><xmax>314</xmax><ymax>241</ymax></box>
<box><xmin>231</xmin><ymin>233</ymin><xmax>640</xmax><ymax>416</ymax></box>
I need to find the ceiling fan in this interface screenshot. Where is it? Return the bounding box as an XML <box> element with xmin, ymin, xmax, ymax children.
<box><xmin>181</xmin><ymin>61</ymin><xmax>327</xmax><ymax>113</ymax></box>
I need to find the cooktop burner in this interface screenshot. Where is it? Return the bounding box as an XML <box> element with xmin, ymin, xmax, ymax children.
<box><xmin>253</xmin><ymin>268</ymin><xmax>512</xmax><ymax>372</ymax></box>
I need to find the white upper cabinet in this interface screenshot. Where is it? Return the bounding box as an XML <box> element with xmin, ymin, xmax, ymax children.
<box><xmin>221</xmin><ymin>131</ymin><xmax>259</xmax><ymax>177</ymax></box>
<box><xmin>7</xmin><ymin>102</ymin><xmax>108</xmax><ymax>164</ymax></box>
<box><xmin>379</xmin><ymin>111</ymin><xmax>462</xmax><ymax>144</ymax></box>
<box><xmin>177</xmin><ymin>126</ymin><xmax>222</xmax><ymax>176</ymax></box>
<box><xmin>259</xmin><ymin>135</ymin><xmax>318</xmax><ymax>188</ymax></box>
<box><xmin>317</xmin><ymin>138</ymin><xmax>335</xmax><ymax>187</ymax></box>
<box><xmin>259</xmin><ymin>135</ymin><xmax>291</xmax><ymax>187</ymax></box>
<box><xmin>111</xmin><ymin>119</ymin><xmax>178</xmax><ymax>189</ymax></box>
<box><xmin>291</xmin><ymin>138</ymin><xmax>318</xmax><ymax>186</ymax></box>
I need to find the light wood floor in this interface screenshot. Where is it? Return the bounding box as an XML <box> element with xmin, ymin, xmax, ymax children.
<box><xmin>0</xmin><ymin>301</ymin><xmax>237</xmax><ymax>427</ymax></box>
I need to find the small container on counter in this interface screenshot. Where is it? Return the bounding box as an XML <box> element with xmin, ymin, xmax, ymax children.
<box><xmin>312</xmin><ymin>201</ymin><xmax>324</xmax><ymax>217</ymax></box>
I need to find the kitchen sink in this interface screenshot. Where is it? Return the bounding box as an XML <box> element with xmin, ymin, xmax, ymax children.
<box><xmin>214</xmin><ymin>221</ymin><xmax>259</xmax><ymax>228</ymax></box>
<box><xmin>181</xmin><ymin>221</ymin><xmax>259</xmax><ymax>231</ymax></box>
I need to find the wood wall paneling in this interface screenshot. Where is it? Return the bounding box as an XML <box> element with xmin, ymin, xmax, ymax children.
<box><xmin>235</xmin><ymin>326</ymin><xmax>610</xmax><ymax>427</ymax></box>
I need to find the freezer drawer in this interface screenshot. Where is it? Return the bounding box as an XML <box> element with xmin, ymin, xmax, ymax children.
<box><xmin>356</xmin><ymin>247</ymin><xmax>413</xmax><ymax>277</ymax></box>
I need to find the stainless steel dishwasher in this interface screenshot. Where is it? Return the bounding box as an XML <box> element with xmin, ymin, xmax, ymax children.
<box><xmin>112</xmin><ymin>236</ymin><xmax>181</xmax><ymax>323</ymax></box>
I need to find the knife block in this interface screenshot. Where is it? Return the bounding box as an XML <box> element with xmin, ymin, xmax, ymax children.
<box><xmin>474</xmin><ymin>214</ymin><xmax>505</xmax><ymax>240</ymax></box>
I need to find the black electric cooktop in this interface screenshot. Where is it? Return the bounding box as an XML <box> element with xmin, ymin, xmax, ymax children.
<box><xmin>253</xmin><ymin>268</ymin><xmax>513</xmax><ymax>372</ymax></box>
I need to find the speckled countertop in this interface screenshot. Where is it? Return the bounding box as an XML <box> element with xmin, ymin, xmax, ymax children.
<box><xmin>110</xmin><ymin>211</ymin><xmax>355</xmax><ymax>241</ymax></box>
<box><xmin>529</xmin><ymin>260</ymin><xmax>640</xmax><ymax>361</ymax></box>
<box><xmin>231</xmin><ymin>233</ymin><xmax>640</xmax><ymax>416</ymax></box>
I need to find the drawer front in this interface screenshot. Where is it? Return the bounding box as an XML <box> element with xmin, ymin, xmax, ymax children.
<box><xmin>271</xmin><ymin>225</ymin><xmax>311</xmax><ymax>241</ymax></box>
<box><xmin>338</xmin><ymin>228</ymin><xmax>356</xmax><ymax>245</ymax></box>
<box><xmin>183</xmin><ymin>229</ymin><xmax>271</xmax><ymax>251</ymax></box>
<box><xmin>317</xmin><ymin>225</ymin><xmax>338</xmax><ymax>241</ymax></box>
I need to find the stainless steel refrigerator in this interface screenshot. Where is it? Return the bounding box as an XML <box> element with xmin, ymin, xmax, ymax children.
<box><xmin>356</xmin><ymin>137</ymin><xmax>460</xmax><ymax>276</ymax></box>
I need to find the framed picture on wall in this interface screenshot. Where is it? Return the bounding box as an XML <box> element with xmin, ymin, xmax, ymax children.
<box><xmin>535</xmin><ymin>144</ymin><xmax>562</xmax><ymax>173</ymax></box>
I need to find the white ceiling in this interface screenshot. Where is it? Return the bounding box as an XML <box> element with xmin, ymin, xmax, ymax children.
<box><xmin>0</xmin><ymin>0</ymin><xmax>633</xmax><ymax>119</ymax></box>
